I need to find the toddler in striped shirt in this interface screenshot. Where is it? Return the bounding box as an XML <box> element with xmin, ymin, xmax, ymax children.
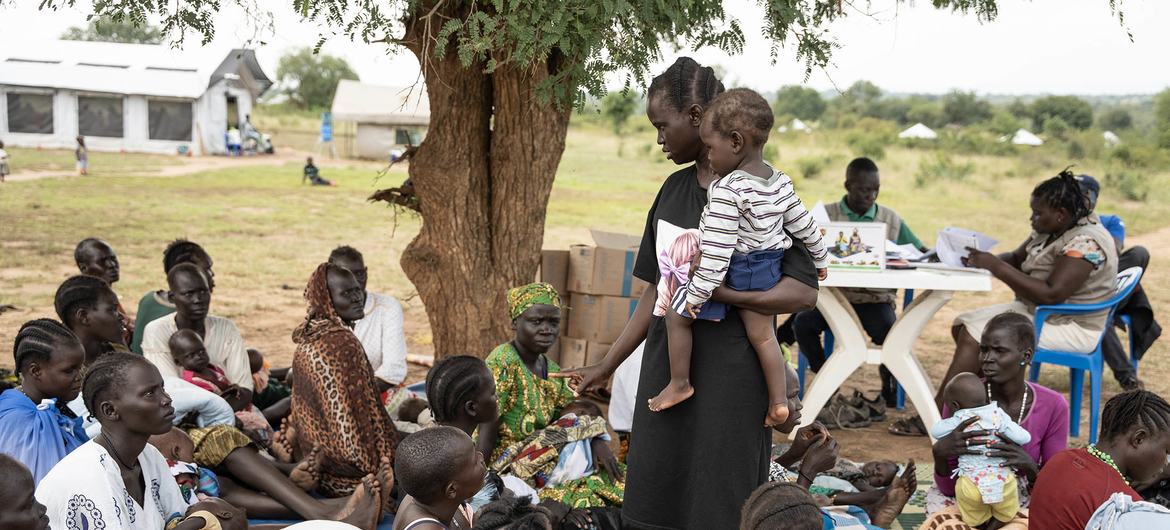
<box><xmin>650</xmin><ymin>88</ymin><xmax>830</xmax><ymax>426</ymax></box>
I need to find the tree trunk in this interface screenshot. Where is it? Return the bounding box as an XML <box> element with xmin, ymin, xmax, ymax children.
<box><xmin>400</xmin><ymin>6</ymin><xmax>572</xmax><ymax>359</ymax></box>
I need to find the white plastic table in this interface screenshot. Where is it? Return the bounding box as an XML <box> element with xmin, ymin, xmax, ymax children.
<box><xmin>793</xmin><ymin>267</ymin><xmax>992</xmax><ymax>441</ymax></box>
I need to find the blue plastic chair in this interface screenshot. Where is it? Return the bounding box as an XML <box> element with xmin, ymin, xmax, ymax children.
<box><xmin>797</xmin><ymin>290</ymin><xmax>911</xmax><ymax>410</ymax></box>
<box><xmin>1028</xmin><ymin>266</ymin><xmax>1144</xmax><ymax>443</ymax></box>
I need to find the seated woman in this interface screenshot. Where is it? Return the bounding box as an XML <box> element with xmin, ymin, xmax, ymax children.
<box><xmin>0</xmin><ymin>319</ymin><xmax>88</xmax><ymax>485</ymax></box>
<box><xmin>921</xmin><ymin>312</ymin><xmax>1070</xmax><ymax>529</ymax></box>
<box><xmin>282</xmin><ymin>263</ymin><xmax>397</xmax><ymax>499</ymax></box>
<box><xmin>35</xmin><ymin>353</ymin><xmax>246</xmax><ymax>530</ymax></box>
<box><xmin>479</xmin><ymin>282</ymin><xmax>623</xmax><ymax>508</ymax></box>
<box><xmin>0</xmin><ymin>454</ymin><xmax>49</xmax><ymax>530</ymax></box>
<box><xmin>892</xmin><ymin>170</ymin><xmax>1118</xmax><ymax>437</ymax></box>
<box><xmin>769</xmin><ymin>364</ymin><xmax>915</xmax><ymax>529</ymax></box>
<box><xmin>1029</xmin><ymin>390</ymin><xmax>1170</xmax><ymax>530</ymax></box>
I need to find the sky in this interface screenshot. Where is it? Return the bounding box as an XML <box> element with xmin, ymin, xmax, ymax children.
<box><xmin>2</xmin><ymin>0</ymin><xmax>1167</xmax><ymax>96</ymax></box>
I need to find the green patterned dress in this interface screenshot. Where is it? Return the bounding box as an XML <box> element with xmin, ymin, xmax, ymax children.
<box><xmin>485</xmin><ymin>342</ymin><xmax>624</xmax><ymax>508</ymax></box>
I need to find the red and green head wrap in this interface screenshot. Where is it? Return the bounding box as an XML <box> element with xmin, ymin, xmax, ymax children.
<box><xmin>507</xmin><ymin>282</ymin><xmax>562</xmax><ymax>320</ymax></box>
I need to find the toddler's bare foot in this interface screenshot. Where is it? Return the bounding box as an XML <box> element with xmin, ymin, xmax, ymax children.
<box><xmin>648</xmin><ymin>380</ymin><xmax>694</xmax><ymax>412</ymax></box>
<box><xmin>765</xmin><ymin>403</ymin><xmax>791</xmax><ymax>427</ymax></box>
<box><xmin>336</xmin><ymin>474</ymin><xmax>382</xmax><ymax>530</ymax></box>
<box><xmin>289</xmin><ymin>446</ymin><xmax>321</xmax><ymax>491</ymax></box>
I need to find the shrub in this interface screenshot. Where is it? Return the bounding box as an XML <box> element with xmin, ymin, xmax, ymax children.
<box><xmin>915</xmin><ymin>153</ymin><xmax>975</xmax><ymax>187</ymax></box>
<box><xmin>794</xmin><ymin>155</ymin><xmax>832</xmax><ymax>180</ymax></box>
<box><xmin>1066</xmin><ymin>140</ymin><xmax>1085</xmax><ymax>160</ymax></box>
<box><xmin>763</xmin><ymin>144</ymin><xmax>779</xmax><ymax>164</ymax></box>
<box><xmin>846</xmin><ymin>132</ymin><xmax>886</xmax><ymax>160</ymax></box>
<box><xmin>1105</xmin><ymin>171</ymin><xmax>1150</xmax><ymax>201</ymax></box>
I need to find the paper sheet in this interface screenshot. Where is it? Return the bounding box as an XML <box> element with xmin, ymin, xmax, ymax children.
<box><xmin>885</xmin><ymin>240</ymin><xmax>925</xmax><ymax>260</ymax></box>
<box><xmin>810</xmin><ymin>201</ymin><xmax>830</xmax><ymax>226</ymax></box>
<box><xmin>935</xmin><ymin>227</ymin><xmax>998</xmax><ymax>268</ymax></box>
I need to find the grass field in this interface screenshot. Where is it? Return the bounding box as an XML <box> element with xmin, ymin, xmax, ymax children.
<box><xmin>2</xmin><ymin>119</ymin><xmax>1168</xmax><ymax>461</ymax></box>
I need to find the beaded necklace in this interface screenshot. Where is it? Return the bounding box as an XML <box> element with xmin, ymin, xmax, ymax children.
<box><xmin>1086</xmin><ymin>444</ymin><xmax>1129</xmax><ymax>484</ymax></box>
<box><xmin>987</xmin><ymin>383</ymin><xmax>1029</xmax><ymax>424</ymax></box>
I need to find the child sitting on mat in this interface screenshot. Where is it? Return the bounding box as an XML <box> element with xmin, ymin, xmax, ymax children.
<box><xmin>171</xmin><ymin>330</ymin><xmax>273</xmax><ymax>445</ymax></box>
<box><xmin>394</xmin><ymin>426</ymin><xmax>485</xmax><ymax>530</ymax></box>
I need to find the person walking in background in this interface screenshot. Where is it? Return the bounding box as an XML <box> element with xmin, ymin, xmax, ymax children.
<box><xmin>74</xmin><ymin>136</ymin><xmax>87</xmax><ymax>176</ymax></box>
<box><xmin>0</xmin><ymin>140</ymin><xmax>10</xmax><ymax>183</ymax></box>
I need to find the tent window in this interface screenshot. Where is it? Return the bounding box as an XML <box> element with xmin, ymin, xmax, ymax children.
<box><xmin>6</xmin><ymin>92</ymin><xmax>54</xmax><ymax>134</ymax></box>
<box><xmin>78</xmin><ymin>96</ymin><xmax>123</xmax><ymax>138</ymax></box>
<box><xmin>148</xmin><ymin>99</ymin><xmax>193</xmax><ymax>141</ymax></box>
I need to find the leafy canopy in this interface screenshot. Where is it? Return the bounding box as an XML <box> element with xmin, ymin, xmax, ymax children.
<box><xmin>773</xmin><ymin>85</ymin><xmax>826</xmax><ymax>121</ymax></box>
<box><xmin>40</xmin><ymin>0</ymin><xmax>1010</xmax><ymax>107</ymax></box>
<box><xmin>600</xmin><ymin>90</ymin><xmax>639</xmax><ymax>135</ymax></box>
<box><xmin>61</xmin><ymin>16</ymin><xmax>163</xmax><ymax>44</ymax></box>
<box><xmin>276</xmin><ymin>48</ymin><xmax>360</xmax><ymax>109</ymax></box>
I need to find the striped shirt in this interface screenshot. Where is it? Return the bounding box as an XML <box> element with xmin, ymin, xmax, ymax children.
<box><xmin>685</xmin><ymin>167</ymin><xmax>828</xmax><ymax>307</ymax></box>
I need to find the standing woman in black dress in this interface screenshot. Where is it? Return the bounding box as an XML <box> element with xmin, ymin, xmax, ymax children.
<box><xmin>558</xmin><ymin>57</ymin><xmax>819</xmax><ymax>529</ymax></box>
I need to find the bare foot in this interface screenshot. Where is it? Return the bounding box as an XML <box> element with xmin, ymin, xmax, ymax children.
<box><xmin>764</xmin><ymin>403</ymin><xmax>790</xmax><ymax>427</ymax></box>
<box><xmin>871</xmin><ymin>460</ymin><xmax>916</xmax><ymax>528</ymax></box>
<box><xmin>272</xmin><ymin>419</ymin><xmax>299</xmax><ymax>463</ymax></box>
<box><xmin>648</xmin><ymin>380</ymin><xmax>694</xmax><ymax>412</ymax></box>
<box><xmin>376</xmin><ymin>456</ymin><xmax>395</xmax><ymax>512</ymax></box>
<box><xmin>289</xmin><ymin>446</ymin><xmax>321</xmax><ymax>491</ymax></box>
<box><xmin>335</xmin><ymin>474</ymin><xmax>382</xmax><ymax>530</ymax></box>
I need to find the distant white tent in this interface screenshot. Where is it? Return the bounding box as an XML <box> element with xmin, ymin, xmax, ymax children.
<box><xmin>1103</xmin><ymin>130</ymin><xmax>1121</xmax><ymax>146</ymax></box>
<box><xmin>778</xmin><ymin>118</ymin><xmax>811</xmax><ymax>133</ymax></box>
<box><xmin>1010</xmin><ymin>128</ymin><xmax>1044</xmax><ymax>146</ymax></box>
<box><xmin>898</xmin><ymin>123</ymin><xmax>938</xmax><ymax>140</ymax></box>
<box><xmin>331</xmin><ymin>79</ymin><xmax>430</xmax><ymax>159</ymax></box>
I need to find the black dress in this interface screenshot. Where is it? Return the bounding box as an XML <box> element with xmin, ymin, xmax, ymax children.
<box><xmin>622</xmin><ymin>165</ymin><xmax>818</xmax><ymax>530</ymax></box>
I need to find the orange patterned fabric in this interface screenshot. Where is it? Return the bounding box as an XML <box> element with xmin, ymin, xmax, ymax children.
<box><xmin>287</xmin><ymin>263</ymin><xmax>397</xmax><ymax>497</ymax></box>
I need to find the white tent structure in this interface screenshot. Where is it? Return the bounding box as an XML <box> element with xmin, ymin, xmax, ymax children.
<box><xmin>1010</xmin><ymin>128</ymin><xmax>1044</xmax><ymax>146</ymax></box>
<box><xmin>898</xmin><ymin>123</ymin><xmax>938</xmax><ymax>140</ymax></box>
<box><xmin>330</xmin><ymin>79</ymin><xmax>430</xmax><ymax>160</ymax></box>
<box><xmin>1103</xmin><ymin>130</ymin><xmax>1121</xmax><ymax>146</ymax></box>
<box><xmin>0</xmin><ymin>40</ymin><xmax>271</xmax><ymax>155</ymax></box>
<box><xmin>778</xmin><ymin>118</ymin><xmax>812</xmax><ymax>134</ymax></box>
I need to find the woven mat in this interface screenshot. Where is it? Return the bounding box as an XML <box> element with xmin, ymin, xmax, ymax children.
<box><xmin>889</xmin><ymin>462</ymin><xmax>932</xmax><ymax>530</ymax></box>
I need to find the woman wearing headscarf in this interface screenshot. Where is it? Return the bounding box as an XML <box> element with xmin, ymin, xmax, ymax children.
<box><xmin>479</xmin><ymin>282</ymin><xmax>624</xmax><ymax>508</ymax></box>
<box><xmin>285</xmin><ymin>263</ymin><xmax>396</xmax><ymax>498</ymax></box>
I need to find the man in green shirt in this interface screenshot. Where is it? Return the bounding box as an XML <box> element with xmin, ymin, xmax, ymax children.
<box><xmin>794</xmin><ymin>157</ymin><xmax>927</xmax><ymax>407</ymax></box>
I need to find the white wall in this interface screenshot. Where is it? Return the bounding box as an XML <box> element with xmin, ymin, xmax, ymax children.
<box><xmin>0</xmin><ymin>84</ymin><xmax>258</xmax><ymax>156</ymax></box>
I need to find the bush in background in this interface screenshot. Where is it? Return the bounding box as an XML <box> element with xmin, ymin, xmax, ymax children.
<box><xmin>1105</xmin><ymin>171</ymin><xmax>1151</xmax><ymax>201</ymax></box>
<box><xmin>915</xmin><ymin>153</ymin><xmax>975</xmax><ymax>187</ymax></box>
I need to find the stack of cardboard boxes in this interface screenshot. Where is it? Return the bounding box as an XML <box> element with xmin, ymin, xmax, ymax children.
<box><xmin>538</xmin><ymin>230</ymin><xmax>644</xmax><ymax>369</ymax></box>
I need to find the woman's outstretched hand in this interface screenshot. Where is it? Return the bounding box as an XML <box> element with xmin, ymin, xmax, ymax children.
<box><xmin>550</xmin><ymin>363</ymin><xmax>613</xmax><ymax>396</ymax></box>
<box><xmin>985</xmin><ymin>437</ymin><xmax>1040</xmax><ymax>481</ymax></box>
<box><xmin>962</xmin><ymin>247</ymin><xmax>1001</xmax><ymax>270</ymax></box>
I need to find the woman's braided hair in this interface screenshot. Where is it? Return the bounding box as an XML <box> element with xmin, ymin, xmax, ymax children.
<box><xmin>1032</xmin><ymin>168</ymin><xmax>1091</xmax><ymax>223</ymax></box>
<box><xmin>13</xmin><ymin>318</ymin><xmax>77</xmax><ymax>374</ymax></box>
<box><xmin>739</xmin><ymin>481</ymin><xmax>823</xmax><ymax>530</ymax></box>
<box><xmin>426</xmin><ymin>355</ymin><xmax>491</xmax><ymax>423</ymax></box>
<box><xmin>1100</xmin><ymin>389</ymin><xmax>1170</xmax><ymax>442</ymax></box>
<box><xmin>81</xmin><ymin>352</ymin><xmax>148</xmax><ymax>419</ymax></box>
<box><xmin>647</xmin><ymin>57</ymin><xmax>725</xmax><ymax>111</ymax></box>
<box><xmin>54</xmin><ymin>275</ymin><xmax>114</xmax><ymax>329</ymax></box>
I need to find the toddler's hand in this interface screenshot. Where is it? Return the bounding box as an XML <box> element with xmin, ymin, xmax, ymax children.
<box><xmin>817</xmin><ymin>268</ymin><xmax>828</xmax><ymax>281</ymax></box>
<box><xmin>684</xmin><ymin>303</ymin><xmax>700</xmax><ymax>318</ymax></box>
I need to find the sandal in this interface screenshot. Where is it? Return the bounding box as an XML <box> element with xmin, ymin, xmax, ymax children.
<box><xmin>816</xmin><ymin>394</ymin><xmax>872</xmax><ymax>429</ymax></box>
<box><xmin>849</xmin><ymin>390</ymin><xmax>887</xmax><ymax>422</ymax></box>
<box><xmin>888</xmin><ymin>415</ymin><xmax>928</xmax><ymax>437</ymax></box>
